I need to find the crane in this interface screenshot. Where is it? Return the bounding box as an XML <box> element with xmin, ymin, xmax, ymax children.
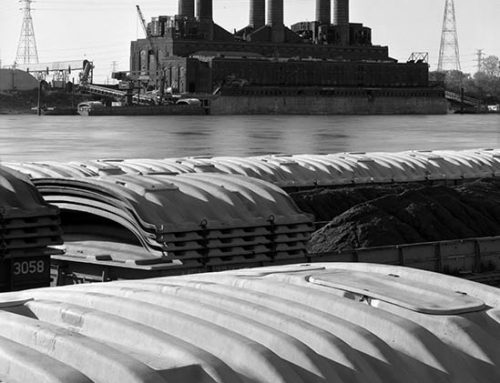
<box><xmin>135</xmin><ymin>5</ymin><xmax>165</xmax><ymax>103</ymax></box>
<box><xmin>136</xmin><ymin>5</ymin><xmax>148</xmax><ymax>37</ymax></box>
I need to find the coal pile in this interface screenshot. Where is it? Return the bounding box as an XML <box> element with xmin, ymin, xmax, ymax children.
<box><xmin>306</xmin><ymin>179</ymin><xmax>500</xmax><ymax>254</ymax></box>
<box><xmin>290</xmin><ymin>184</ymin><xmax>420</xmax><ymax>223</ymax></box>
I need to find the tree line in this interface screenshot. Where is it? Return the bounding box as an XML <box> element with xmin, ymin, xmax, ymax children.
<box><xmin>430</xmin><ymin>55</ymin><xmax>500</xmax><ymax>104</ymax></box>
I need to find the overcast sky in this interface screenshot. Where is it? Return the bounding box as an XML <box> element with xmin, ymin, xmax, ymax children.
<box><xmin>0</xmin><ymin>0</ymin><xmax>498</xmax><ymax>81</ymax></box>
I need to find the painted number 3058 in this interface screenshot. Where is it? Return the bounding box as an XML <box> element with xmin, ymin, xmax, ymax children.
<box><xmin>12</xmin><ymin>260</ymin><xmax>45</xmax><ymax>276</ymax></box>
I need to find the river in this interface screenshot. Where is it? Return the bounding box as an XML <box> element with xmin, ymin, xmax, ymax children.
<box><xmin>0</xmin><ymin>114</ymin><xmax>499</xmax><ymax>162</ymax></box>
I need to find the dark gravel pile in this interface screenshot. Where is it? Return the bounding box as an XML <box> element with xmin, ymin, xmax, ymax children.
<box><xmin>290</xmin><ymin>184</ymin><xmax>421</xmax><ymax>224</ymax></box>
<box><xmin>305</xmin><ymin>179</ymin><xmax>500</xmax><ymax>254</ymax></box>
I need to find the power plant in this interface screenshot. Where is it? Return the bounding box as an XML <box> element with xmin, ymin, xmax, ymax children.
<box><xmin>125</xmin><ymin>0</ymin><xmax>447</xmax><ymax>114</ymax></box>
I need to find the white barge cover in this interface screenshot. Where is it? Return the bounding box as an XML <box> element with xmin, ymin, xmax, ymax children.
<box><xmin>0</xmin><ymin>263</ymin><xmax>498</xmax><ymax>382</ymax></box>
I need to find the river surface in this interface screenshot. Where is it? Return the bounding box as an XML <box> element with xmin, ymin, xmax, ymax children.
<box><xmin>0</xmin><ymin>114</ymin><xmax>499</xmax><ymax>162</ymax></box>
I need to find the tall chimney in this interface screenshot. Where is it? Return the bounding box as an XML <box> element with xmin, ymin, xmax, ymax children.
<box><xmin>333</xmin><ymin>0</ymin><xmax>349</xmax><ymax>25</ymax></box>
<box><xmin>334</xmin><ymin>0</ymin><xmax>350</xmax><ymax>45</ymax></box>
<box><xmin>267</xmin><ymin>0</ymin><xmax>284</xmax><ymax>26</ymax></box>
<box><xmin>196</xmin><ymin>0</ymin><xmax>214</xmax><ymax>40</ymax></box>
<box><xmin>196</xmin><ymin>0</ymin><xmax>213</xmax><ymax>20</ymax></box>
<box><xmin>316</xmin><ymin>0</ymin><xmax>331</xmax><ymax>25</ymax></box>
<box><xmin>267</xmin><ymin>0</ymin><xmax>284</xmax><ymax>42</ymax></box>
<box><xmin>249</xmin><ymin>0</ymin><xmax>265</xmax><ymax>29</ymax></box>
<box><xmin>178</xmin><ymin>0</ymin><xmax>195</xmax><ymax>18</ymax></box>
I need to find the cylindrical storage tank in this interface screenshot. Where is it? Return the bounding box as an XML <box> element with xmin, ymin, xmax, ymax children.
<box><xmin>267</xmin><ymin>0</ymin><xmax>284</xmax><ymax>26</ymax></box>
<box><xmin>196</xmin><ymin>0</ymin><xmax>213</xmax><ymax>20</ymax></box>
<box><xmin>178</xmin><ymin>0</ymin><xmax>195</xmax><ymax>17</ymax></box>
<box><xmin>249</xmin><ymin>0</ymin><xmax>265</xmax><ymax>29</ymax></box>
<box><xmin>316</xmin><ymin>0</ymin><xmax>331</xmax><ymax>25</ymax></box>
<box><xmin>333</xmin><ymin>0</ymin><xmax>349</xmax><ymax>25</ymax></box>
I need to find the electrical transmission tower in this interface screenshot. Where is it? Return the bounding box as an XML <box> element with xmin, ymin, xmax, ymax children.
<box><xmin>15</xmin><ymin>0</ymin><xmax>39</xmax><ymax>66</ymax></box>
<box><xmin>437</xmin><ymin>0</ymin><xmax>461</xmax><ymax>72</ymax></box>
<box><xmin>475</xmin><ymin>49</ymin><xmax>484</xmax><ymax>73</ymax></box>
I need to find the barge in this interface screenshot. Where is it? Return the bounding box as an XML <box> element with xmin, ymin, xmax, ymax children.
<box><xmin>76</xmin><ymin>100</ymin><xmax>208</xmax><ymax>116</ymax></box>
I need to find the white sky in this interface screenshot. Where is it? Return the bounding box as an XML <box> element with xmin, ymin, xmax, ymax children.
<box><xmin>0</xmin><ymin>0</ymin><xmax>498</xmax><ymax>81</ymax></box>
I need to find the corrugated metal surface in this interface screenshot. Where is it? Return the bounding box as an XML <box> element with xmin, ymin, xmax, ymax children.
<box><xmin>5</xmin><ymin>149</ymin><xmax>500</xmax><ymax>188</ymax></box>
<box><xmin>3</xmin><ymin>161</ymin><xmax>100</xmax><ymax>179</ymax></box>
<box><xmin>76</xmin><ymin>159</ymin><xmax>193</xmax><ymax>176</ymax></box>
<box><xmin>35</xmin><ymin>173</ymin><xmax>313</xmax><ymax>266</ymax></box>
<box><xmin>0</xmin><ymin>263</ymin><xmax>498</xmax><ymax>382</ymax></box>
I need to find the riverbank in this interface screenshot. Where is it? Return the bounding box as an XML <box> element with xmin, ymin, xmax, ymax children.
<box><xmin>0</xmin><ymin>89</ymin><xmax>86</xmax><ymax>114</ymax></box>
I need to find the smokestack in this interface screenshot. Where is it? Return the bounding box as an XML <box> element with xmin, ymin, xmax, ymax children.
<box><xmin>334</xmin><ymin>0</ymin><xmax>350</xmax><ymax>45</ymax></box>
<box><xmin>196</xmin><ymin>0</ymin><xmax>214</xmax><ymax>40</ymax></box>
<box><xmin>249</xmin><ymin>0</ymin><xmax>265</xmax><ymax>29</ymax></box>
<box><xmin>267</xmin><ymin>0</ymin><xmax>283</xmax><ymax>27</ymax></box>
<box><xmin>178</xmin><ymin>0</ymin><xmax>195</xmax><ymax>18</ymax></box>
<box><xmin>316</xmin><ymin>0</ymin><xmax>331</xmax><ymax>25</ymax></box>
<box><xmin>334</xmin><ymin>0</ymin><xmax>349</xmax><ymax>25</ymax></box>
<box><xmin>196</xmin><ymin>0</ymin><xmax>213</xmax><ymax>20</ymax></box>
<box><xmin>267</xmin><ymin>0</ymin><xmax>284</xmax><ymax>42</ymax></box>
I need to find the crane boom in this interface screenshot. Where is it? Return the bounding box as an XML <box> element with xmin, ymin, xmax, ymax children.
<box><xmin>134</xmin><ymin>4</ymin><xmax>165</xmax><ymax>102</ymax></box>
<box><xmin>136</xmin><ymin>5</ymin><xmax>148</xmax><ymax>37</ymax></box>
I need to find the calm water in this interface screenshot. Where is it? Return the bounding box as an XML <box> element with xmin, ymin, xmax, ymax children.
<box><xmin>0</xmin><ymin>114</ymin><xmax>499</xmax><ymax>162</ymax></box>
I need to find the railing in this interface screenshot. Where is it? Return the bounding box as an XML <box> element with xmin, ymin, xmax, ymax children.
<box><xmin>309</xmin><ymin>235</ymin><xmax>500</xmax><ymax>277</ymax></box>
<box><xmin>444</xmin><ymin>90</ymin><xmax>482</xmax><ymax>106</ymax></box>
<box><xmin>51</xmin><ymin>234</ymin><xmax>500</xmax><ymax>285</ymax></box>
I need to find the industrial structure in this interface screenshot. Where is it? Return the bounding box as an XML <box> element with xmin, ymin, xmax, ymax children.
<box><xmin>438</xmin><ymin>0</ymin><xmax>461</xmax><ymax>72</ymax></box>
<box><xmin>125</xmin><ymin>0</ymin><xmax>447</xmax><ymax>114</ymax></box>
<box><xmin>15</xmin><ymin>0</ymin><xmax>39</xmax><ymax>66</ymax></box>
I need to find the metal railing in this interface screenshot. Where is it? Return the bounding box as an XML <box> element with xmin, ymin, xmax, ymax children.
<box><xmin>309</xmin><ymin>235</ymin><xmax>500</xmax><ymax>277</ymax></box>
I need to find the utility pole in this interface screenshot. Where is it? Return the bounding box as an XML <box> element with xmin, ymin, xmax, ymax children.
<box><xmin>15</xmin><ymin>0</ymin><xmax>39</xmax><ymax>66</ymax></box>
<box><xmin>475</xmin><ymin>49</ymin><xmax>484</xmax><ymax>73</ymax></box>
<box><xmin>438</xmin><ymin>0</ymin><xmax>461</xmax><ymax>72</ymax></box>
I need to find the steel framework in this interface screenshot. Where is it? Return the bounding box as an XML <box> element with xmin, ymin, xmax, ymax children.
<box><xmin>15</xmin><ymin>0</ymin><xmax>39</xmax><ymax>66</ymax></box>
<box><xmin>438</xmin><ymin>0</ymin><xmax>460</xmax><ymax>71</ymax></box>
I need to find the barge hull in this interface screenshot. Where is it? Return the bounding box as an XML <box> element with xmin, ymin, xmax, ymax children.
<box><xmin>79</xmin><ymin>104</ymin><xmax>208</xmax><ymax>116</ymax></box>
<box><xmin>210</xmin><ymin>87</ymin><xmax>448</xmax><ymax>115</ymax></box>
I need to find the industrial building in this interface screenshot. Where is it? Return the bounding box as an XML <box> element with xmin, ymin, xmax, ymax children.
<box><xmin>129</xmin><ymin>0</ymin><xmax>447</xmax><ymax>114</ymax></box>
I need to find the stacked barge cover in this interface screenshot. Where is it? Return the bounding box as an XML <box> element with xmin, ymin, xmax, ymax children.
<box><xmin>0</xmin><ymin>166</ymin><xmax>63</xmax><ymax>291</ymax></box>
<box><xmin>34</xmin><ymin>173</ymin><xmax>314</xmax><ymax>274</ymax></box>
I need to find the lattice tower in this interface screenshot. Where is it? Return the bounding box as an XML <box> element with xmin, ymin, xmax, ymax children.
<box><xmin>438</xmin><ymin>0</ymin><xmax>460</xmax><ymax>71</ymax></box>
<box><xmin>15</xmin><ymin>0</ymin><xmax>39</xmax><ymax>66</ymax></box>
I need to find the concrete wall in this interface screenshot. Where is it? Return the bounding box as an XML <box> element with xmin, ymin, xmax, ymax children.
<box><xmin>0</xmin><ymin>69</ymin><xmax>38</xmax><ymax>91</ymax></box>
<box><xmin>210</xmin><ymin>92</ymin><xmax>448</xmax><ymax>115</ymax></box>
